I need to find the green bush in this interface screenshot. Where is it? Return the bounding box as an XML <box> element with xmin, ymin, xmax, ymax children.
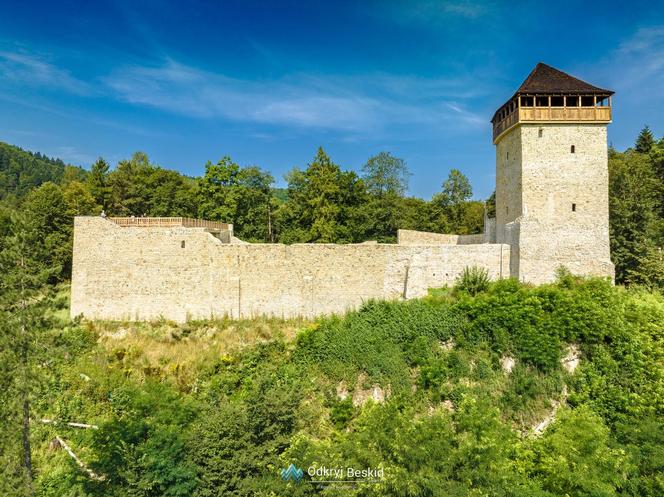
<box><xmin>294</xmin><ymin>299</ymin><xmax>464</xmax><ymax>390</ymax></box>
<box><xmin>454</xmin><ymin>266</ymin><xmax>490</xmax><ymax>296</ymax></box>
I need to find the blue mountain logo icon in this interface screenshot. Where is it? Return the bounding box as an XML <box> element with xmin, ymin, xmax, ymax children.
<box><xmin>281</xmin><ymin>463</ymin><xmax>304</xmax><ymax>482</ymax></box>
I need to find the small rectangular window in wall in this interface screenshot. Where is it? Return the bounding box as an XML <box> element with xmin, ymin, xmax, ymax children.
<box><xmin>571</xmin><ymin>145</ymin><xmax>575</xmax><ymax>154</ymax></box>
<box><xmin>538</xmin><ymin>128</ymin><xmax>543</xmax><ymax>138</ymax></box>
<box><xmin>572</xmin><ymin>203</ymin><xmax>577</xmax><ymax>212</ymax></box>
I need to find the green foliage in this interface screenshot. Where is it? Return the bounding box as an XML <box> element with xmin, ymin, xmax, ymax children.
<box><xmin>635</xmin><ymin>125</ymin><xmax>655</xmax><ymax>154</ymax></box>
<box><xmin>0</xmin><ymin>276</ymin><xmax>659</xmax><ymax>497</ymax></box>
<box><xmin>89</xmin><ymin>382</ymin><xmax>198</xmax><ymax>497</ymax></box>
<box><xmin>609</xmin><ymin>130</ymin><xmax>664</xmax><ymax>290</ymax></box>
<box><xmin>0</xmin><ymin>209</ymin><xmax>59</xmax><ymax>495</ymax></box>
<box><xmin>329</xmin><ymin>398</ymin><xmax>355</xmax><ymax>429</ymax></box>
<box><xmin>361</xmin><ymin>151</ymin><xmax>410</xmax><ymax>197</ymax></box>
<box><xmin>277</xmin><ymin>147</ymin><xmax>366</xmax><ymax>243</ymax></box>
<box><xmin>23</xmin><ymin>182</ymin><xmax>72</xmax><ymax>281</ymax></box>
<box><xmin>454</xmin><ymin>266</ymin><xmax>490</xmax><ymax>296</ymax></box>
<box><xmin>294</xmin><ymin>299</ymin><xmax>463</xmax><ymax>390</ymax></box>
<box><xmin>107</xmin><ymin>152</ymin><xmax>195</xmax><ymax>218</ymax></box>
<box><xmin>87</xmin><ymin>158</ymin><xmax>112</xmax><ymax>210</ymax></box>
<box><xmin>527</xmin><ymin>406</ymin><xmax>630</xmax><ymax>497</ymax></box>
<box><xmin>197</xmin><ymin>157</ymin><xmax>273</xmax><ymax>241</ymax></box>
<box><xmin>0</xmin><ymin>142</ymin><xmax>83</xmax><ymax>199</ymax></box>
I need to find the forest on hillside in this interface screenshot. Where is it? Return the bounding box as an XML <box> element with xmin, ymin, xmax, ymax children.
<box><xmin>0</xmin><ymin>127</ymin><xmax>662</xmax><ymax>496</ymax></box>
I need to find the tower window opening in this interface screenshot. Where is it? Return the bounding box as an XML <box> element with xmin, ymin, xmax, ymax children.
<box><xmin>536</xmin><ymin>96</ymin><xmax>549</xmax><ymax>106</ymax></box>
<box><xmin>521</xmin><ymin>96</ymin><xmax>533</xmax><ymax>106</ymax></box>
<box><xmin>538</xmin><ymin>128</ymin><xmax>543</xmax><ymax>138</ymax></box>
<box><xmin>551</xmin><ymin>96</ymin><xmax>564</xmax><ymax>106</ymax></box>
<box><xmin>566</xmin><ymin>96</ymin><xmax>578</xmax><ymax>106</ymax></box>
<box><xmin>572</xmin><ymin>203</ymin><xmax>576</xmax><ymax>212</ymax></box>
<box><xmin>571</xmin><ymin>145</ymin><xmax>575</xmax><ymax>153</ymax></box>
<box><xmin>181</xmin><ymin>240</ymin><xmax>186</xmax><ymax>248</ymax></box>
<box><xmin>581</xmin><ymin>96</ymin><xmax>594</xmax><ymax>106</ymax></box>
<box><xmin>507</xmin><ymin>152</ymin><xmax>509</xmax><ymax>159</ymax></box>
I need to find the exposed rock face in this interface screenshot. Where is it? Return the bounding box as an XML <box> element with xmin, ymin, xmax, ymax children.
<box><xmin>501</xmin><ymin>355</ymin><xmax>516</xmax><ymax>374</ymax></box>
<box><xmin>561</xmin><ymin>344</ymin><xmax>581</xmax><ymax>373</ymax></box>
<box><xmin>532</xmin><ymin>385</ymin><xmax>568</xmax><ymax>436</ymax></box>
<box><xmin>336</xmin><ymin>374</ymin><xmax>390</xmax><ymax>406</ymax></box>
<box><xmin>336</xmin><ymin>382</ymin><xmax>349</xmax><ymax>401</ymax></box>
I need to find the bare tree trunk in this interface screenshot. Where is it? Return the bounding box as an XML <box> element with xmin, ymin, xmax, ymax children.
<box><xmin>20</xmin><ymin>317</ymin><xmax>34</xmax><ymax>496</ymax></box>
<box><xmin>267</xmin><ymin>202</ymin><xmax>273</xmax><ymax>242</ymax></box>
<box><xmin>22</xmin><ymin>396</ymin><xmax>33</xmax><ymax>495</ymax></box>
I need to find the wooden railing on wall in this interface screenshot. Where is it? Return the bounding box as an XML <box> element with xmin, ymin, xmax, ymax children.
<box><xmin>493</xmin><ymin>106</ymin><xmax>611</xmax><ymax>141</ymax></box>
<box><xmin>109</xmin><ymin>217</ymin><xmax>230</xmax><ymax>231</ymax></box>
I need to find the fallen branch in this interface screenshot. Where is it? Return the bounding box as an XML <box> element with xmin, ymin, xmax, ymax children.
<box><xmin>40</xmin><ymin>418</ymin><xmax>98</xmax><ymax>429</ymax></box>
<box><xmin>53</xmin><ymin>436</ymin><xmax>105</xmax><ymax>481</ymax></box>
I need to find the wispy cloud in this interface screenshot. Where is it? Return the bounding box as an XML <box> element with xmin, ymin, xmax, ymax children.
<box><xmin>369</xmin><ymin>0</ymin><xmax>495</xmax><ymax>24</ymax></box>
<box><xmin>441</xmin><ymin>1</ymin><xmax>490</xmax><ymax>19</ymax></box>
<box><xmin>104</xmin><ymin>58</ymin><xmax>488</xmax><ymax>134</ymax></box>
<box><xmin>613</xmin><ymin>26</ymin><xmax>664</xmax><ymax>87</ymax></box>
<box><xmin>54</xmin><ymin>145</ymin><xmax>98</xmax><ymax>166</ymax></box>
<box><xmin>585</xmin><ymin>26</ymin><xmax>664</xmax><ymax>96</ymax></box>
<box><xmin>0</xmin><ymin>50</ymin><xmax>90</xmax><ymax>95</ymax></box>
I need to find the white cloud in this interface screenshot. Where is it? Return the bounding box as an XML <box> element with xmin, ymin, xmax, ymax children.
<box><xmin>0</xmin><ymin>50</ymin><xmax>90</xmax><ymax>95</ymax></box>
<box><xmin>614</xmin><ymin>26</ymin><xmax>664</xmax><ymax>88</ymax></box>
<box><xmin>104</xmin><ymin>59</ymin><xmax>488</xmax><ymax>133</ymax></box>
<box><xmin>369</xmin><ymin>0</ymin><xmax>494</xmax><ymax>24</ymax></box>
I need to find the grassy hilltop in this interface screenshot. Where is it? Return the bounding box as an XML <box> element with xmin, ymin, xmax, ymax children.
<box><xmin>5</xmin><ymin>275</ymin><xmax>662</xmax><ymax>497</ymax></box>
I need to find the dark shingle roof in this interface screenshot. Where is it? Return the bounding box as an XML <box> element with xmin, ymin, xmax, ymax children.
<box><xmin>491</xmin><ymin>63</ymin><xmax>614</xmax><ymax>123</ymax></box>
<box><xmin>515</xmin><ymin>63</ymin><xmax>613</xmax><ymax>95</ymax></box>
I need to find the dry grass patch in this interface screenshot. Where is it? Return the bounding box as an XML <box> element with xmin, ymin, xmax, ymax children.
<box><xmin>85</xmin><ymin>317</ymin><xmax>310</xmax><ymax>390</ymax></box>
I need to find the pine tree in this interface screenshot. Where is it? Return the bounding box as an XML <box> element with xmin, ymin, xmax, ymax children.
<box><xmin>635</xmin><ymin>126</ymin><xmax>655</xmax><ymax>154</ymax></box>
<box><xmin>278</xmin><ymin>147</ymin><xmax>366</xmax><ymax>243</ymax></box>
<box><xmin>87</xmin><ymin>157</ymin><xmax>112</xmax><ymax>210</ymax></box>
<box><xmin>0</xmin><ymin>210</ymin><xmax>55</xmax><ymax>496</ymax></box>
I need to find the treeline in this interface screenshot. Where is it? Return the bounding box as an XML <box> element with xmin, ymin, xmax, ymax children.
<box><xmin>0</xmin><ymin>142</ymin><xmax>77</xmax><ymax>198</ymax></box>
<box><xmin>0</xmin><ymin>146</ymin><xmax>484</xmax><ymax>281</ymax></box>
<box><xmin>1</xmin><ymin>126</ymin><xmax>663</xmax><ymax>289</ymax></box>
<box><xmin>608</xmin><ymin>126</ymin><xmax>664</xmax><ymax>289</ymax></box>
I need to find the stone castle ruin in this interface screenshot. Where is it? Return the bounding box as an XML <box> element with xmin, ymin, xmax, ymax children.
<box><xmin>71</xmin><ymin>63</ymin><xmax>614</xmax><ymax>322</ymax></box>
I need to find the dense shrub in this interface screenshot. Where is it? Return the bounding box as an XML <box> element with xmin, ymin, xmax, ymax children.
<box><xmin>294</xmin><ymin>299</ymin><xmax>465</xmax><ymax>390</ymax></box>
<box><xmin>454</xmin><ymin>265</ymin><xmax>490</xmax><ymax>296</ymax></box>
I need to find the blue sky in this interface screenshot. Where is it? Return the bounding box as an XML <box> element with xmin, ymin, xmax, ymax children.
<box><xmin>1</xmin><ymin>0</ymin><xmax>662</xmax><ymax>199</ymax></box>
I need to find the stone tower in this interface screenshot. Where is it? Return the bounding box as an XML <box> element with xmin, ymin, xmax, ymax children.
<box><xmin>491</xmin><ymin>63</ymin><xmax>614</xmax><ymax>283</ymax></box>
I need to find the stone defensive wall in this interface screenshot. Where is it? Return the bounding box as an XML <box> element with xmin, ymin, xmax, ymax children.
<box><xmin>397</xmin><ymin>229</ymin><xmax>486</xmax><ymax>246</ymax></box>
<box><xmin>71</xmin><ymin>217</ymin><xmax>510</xmax><ymax>322</ymax></box>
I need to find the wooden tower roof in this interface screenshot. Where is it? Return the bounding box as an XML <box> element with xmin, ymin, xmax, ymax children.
<box><xmin>491</xmin><ymin>63</ymin><xmax>613</xmax><ymax>124</ymax></box>
<box><xmin>515</xmin><ymin>62</ymin><xmax>613</xmax><ymax>95</ymax></box>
